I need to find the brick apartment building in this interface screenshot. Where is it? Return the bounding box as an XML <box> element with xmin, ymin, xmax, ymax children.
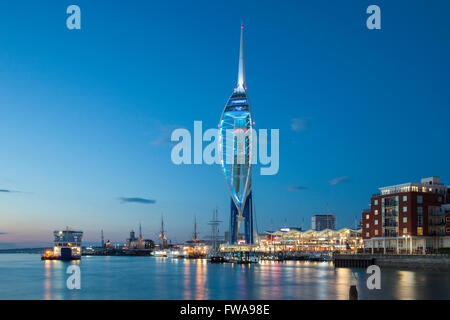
<box><xmin>362</xmin><ymin>177</ymin><xmax>450</xmax><ymax>253</ymax></box>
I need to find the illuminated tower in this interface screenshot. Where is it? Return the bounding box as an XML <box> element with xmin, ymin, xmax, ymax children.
<box><xmin>218</xmin><ymin>24</ymin><xmax>254</xmax><ymax>245</ymax></box>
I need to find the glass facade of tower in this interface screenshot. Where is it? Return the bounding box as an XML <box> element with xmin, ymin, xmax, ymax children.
<box><xmin>219</xmin><ymin>90</ymin><xmax>255</xmax><ymax>245</ymax></box>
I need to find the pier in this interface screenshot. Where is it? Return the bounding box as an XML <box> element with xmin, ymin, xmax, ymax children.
<box><xmin>333</xmin><ymin>253</ymin><xmax>450</xmax><ymax>270</ymax></box>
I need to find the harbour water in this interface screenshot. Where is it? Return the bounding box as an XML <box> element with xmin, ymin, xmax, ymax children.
<box><xmin>0</xmin><ymin>254</ymin><xmax>449</xmax><ymax>300</ymax></box>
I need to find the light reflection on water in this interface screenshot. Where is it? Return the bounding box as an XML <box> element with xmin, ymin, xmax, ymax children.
<box><xmin>0</xmin><ymin>254</ymin><xmax>449</xmax><ymax>300</ymax></box>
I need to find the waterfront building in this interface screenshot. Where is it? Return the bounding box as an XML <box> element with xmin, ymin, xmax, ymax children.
<box><xmin>262</xmin><ymin>228</ymin><xmax>362</xmax><ymax>252</ymax></box>
<box><xmin>219</xmin><ymin>24</ymin><xmax>255</xmax><ymax>245</ymax></box>
<box><xmin>311</xmin><ymin>214</ymin><xmax>336</xmax><ymax>231</ymax></box>
<box><xmin>221</xmin><ymin>228</ymin><xmax>362</xmax><ymax>253</ymax></box>
<box><xmin>362</xmin><ymin>176</ymin><xmax>450</xmax><ymax>253</ymax></box>
<box><xmin>125</xmin><ymin>224</ymin><xmax>154</xmax><ymax>250</ymax></box>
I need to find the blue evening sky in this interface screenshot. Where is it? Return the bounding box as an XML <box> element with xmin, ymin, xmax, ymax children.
<box><xmin>1</xmin><ymin>0</ymin><xmax>449</xmax><ymax>247</ymax></box>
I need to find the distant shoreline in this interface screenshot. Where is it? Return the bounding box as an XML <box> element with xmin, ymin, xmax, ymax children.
<box><xmin>0</xmin><ymin>248</ymin><xmax>48</xmax><ymax>254</ymax></box>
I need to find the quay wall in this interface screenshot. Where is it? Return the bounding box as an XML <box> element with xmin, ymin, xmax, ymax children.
<box><xmin>334</xmin><ymin>254</ymin><xmax>450</xmax><ymax>270</ymax></box>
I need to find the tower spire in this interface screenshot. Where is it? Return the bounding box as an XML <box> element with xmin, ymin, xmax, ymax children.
<box><xmin>237</xmin><ymin>23</ymin><xmax>246</xmax><ymax>92</ymax></box>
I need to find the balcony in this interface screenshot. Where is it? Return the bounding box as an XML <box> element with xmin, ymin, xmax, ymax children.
<box><xmin>429</xmin><ymin>231</ymin><xmax>445</xmax><ymax>236</ymax></box>
<box><xmin>383</xmin><ymin>222</ymin><xmax>398</xmax><ymax>227</ymax></box>
<box><xmin>428</xmin><ymin>221</ymin><xmax>445</xmax><ymax>226</ymax></box>
<box><xmin>384</xmin><ymin>212</ymin><xmax>398</xmax><ymax>217</ymax></box>
<box><xmin>429</xmin><ymin>208</ymin><xmax>446</xmax><ymax>216</ymax></box>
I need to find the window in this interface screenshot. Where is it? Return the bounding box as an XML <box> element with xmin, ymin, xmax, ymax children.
<box><xmin>403</xmin><ymin>206</ymin><xmax>407</xmax><ymax>212</ymax></box>
<box><xmin>375</xmin><ymin>220</ymin><xmax>378</xmax><ymax>225</ymax></box>
<box><xmin>403</xmin><ymin>228</ymin><xmax>408</xmax><ymax>234</ymax></box>
<box><xmin>417</xmin><ymin>195</ymin><xmax>423</xmax><ymax>204</ymax></box>
<box><xmin>446</xmin><ymin>217</ymin><xmax>450</xmax><ymax>222</ymax></box>
<box><xmin>446</xmin><ymin>228</ymin><xmax>450</xmax><ymax>233</ymax></box>
<box><xmin>374</xmin><ymin>209</ymin><xmax>378</xmax><ymax>215</ymax></box>
<box><xmin>366</xmin><ymin>214</ymin><xmax>370</xmax><ymax>220</ymax></box>
<box><xmin>366</xmin><ymin>223</ymin><xmax>369</xmax><ymax>228</ymax></box>
<box><xmin>366</xmin><ymin>232</ymin><xmax>370</xmax><ymax>237</ymax></box>
<box><xmin>374</xmin><ymin>230</ymin><xmax>378</xmax><ymax>236</ymax></box>
<box><xmin>438</xmin><ymin>196</ymin><xmax>442</xmax><ymax>202</ymax></box>
<box><xmin>403</xmin><ymin>217</ymin><xmax>407</xmax><ymax>223</ymax></box>
<box><xmin>374</xmin><ymin>199</ymin><xmax>378</xmax><ymax>205</ymax></box>
<box><xmin>418</xmin><ymin>208</ymin><xmax>423</xmax><ymax>227</ymax></box>
<box><xmin>403</xmin><ymin>195</ymin><xmax>407</xmax><ymax>202</ymax></box>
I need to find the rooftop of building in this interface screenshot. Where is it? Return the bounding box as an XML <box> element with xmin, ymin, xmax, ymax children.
<box><xmin>265</xmin><ymin>227</ymin><xmax>361</xmax><ymax>238</ymax></box>
<box><xmin>376</xmin><ymin>176</ymin><xmax>449</xmax><ymax>196</ymax></box>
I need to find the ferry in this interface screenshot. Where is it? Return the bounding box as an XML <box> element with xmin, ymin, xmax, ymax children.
<box><xmin>41</xmin><ymin>228</ymin><xmax>83</xmax><ymax>261</ymax></box>
<box><xmin>154</xmin><ymin>250</ymin><xmax>168</xmax><ymax>257</ymax></box>
<box><xmin>168</xmin><ymin>249</ymin><xmax>187</xmax><ymax>259</ymax></box>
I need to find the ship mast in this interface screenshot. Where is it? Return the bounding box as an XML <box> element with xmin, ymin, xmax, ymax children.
<box><xmin>208</xmin><ymin>208</ymin><xmax>222</xmax><ymax>254</ymax></box>
<box><xmin>193</xmin><ymin>216</ymin><xmax>199</xmax><ymax>243</ymax></box>
<box><xmin>159</xmin><ymin>215</ymin><xmax>166</xmax><ymax>249</ymax></box>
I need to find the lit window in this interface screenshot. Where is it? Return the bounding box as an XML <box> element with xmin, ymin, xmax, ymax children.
<box><xmin>403</xmin><ymin>217</ymin><xmax>407</xmax><ymax>223</ymax></box>
<box><xmin>403</xmin><ymin>228</ymin><xmax>408</xmax><ymax>234</ymax></box>
<box><xmin>417</xmin><ymin>227</ymin><xmax>423</xmax><ymax>236</ymax></box>
<box><xmin>366</xmin><ymin>232</ymin><xmax>370</xmax><ymax>237</ymax></box>
<box><xmin>374</xmin><ymin>199</ymin><xmax>378</xmax><ymax>205</ymax></box>
<box><xmin>403</xmin><ymin>195</ymin><xmax>407</xmax><ymax>202</ymax></box>
<box><xmin>366</xmin><ymin>223</ymin><xmax>369</xmax><ymax>228</ymax></box>
<box><xmin>374</xmin><ymin>220</ymin><xmax>378</xmax><ymax>225</ymax></box>
<box><xmin>403</xmin><ymin>206</ymin><xmax>407</xmax><ymax>212</ymax></box>
<box><xmin>366</xmin><ymin>214</ymin><xmax>370</xmax><ymax>219</ymax></box>
<box><xmin>417</xmin><ymin>195</ymin><xmax>423</xmax><ymax>204</ymax></box>
<box><xmin>374</xmin><ymin>209</ymin><xmax>378</xmax><ymax>215</ymax></box>
<box><xmin>374</xmin><ymin>230</ymin><xmax>378</xmax><ymax>236</ymax></box>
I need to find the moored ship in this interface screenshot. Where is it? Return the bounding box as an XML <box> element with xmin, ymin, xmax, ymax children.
<box><xmin>41</xmin><ymin>228</ymin><xmax>83</xmax><ymax>261</ymax></box>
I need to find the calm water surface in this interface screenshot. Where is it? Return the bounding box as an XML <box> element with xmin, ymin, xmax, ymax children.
<box><xmin>0</xmin><ymin>254</ymin><xmax>448</xmax><ymax>300</ymax></box>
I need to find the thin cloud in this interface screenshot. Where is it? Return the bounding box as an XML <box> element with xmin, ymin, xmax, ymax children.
<box><xmin>151</xmin><ymin>136</ymin><xmax>175</xmax><ymax>146</ymax></box>
<box><xmin>328</xmin><ymin>176</ymin><xmax>350</xmax><ymax>186</ymax></box>
<box><xmin>149</xmin><ymin>122</ymin><xmax>183</xmax><ymax>146</ymax></box>
<box><xmin>286</xmin><ymin>186</ymin><xmax>308</xmax><ymax>191</ymax></box>
<box><xmin>119</xmin><ymin>197</ymin><xmax>156</xmax><ymax>204</ymax></box>
<box><xmin>0</xmin><ymin>189</ymin><xmax>19</xmax><ymax>193</ymax></box>
<box><xmin>291</xmin><ymin>118</ymin><xmax>310</xmax><ymax>132</ymax></box>
<box><xmin>0</xmin><ymin>232</ymin><xmax>7</xmax><ymax>235</ymax></box>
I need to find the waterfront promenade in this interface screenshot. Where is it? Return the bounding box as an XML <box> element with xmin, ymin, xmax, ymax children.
<box><xmin>334</xmin><ymin>253</ymin><xmax>450</xmax><ymax>270</ymax></box>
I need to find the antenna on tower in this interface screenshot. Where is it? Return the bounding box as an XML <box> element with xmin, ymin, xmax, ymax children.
<box><xmin>236</xmin><ymin>22</ymin><xmax>246</xmax><ymax>93</ymax></box>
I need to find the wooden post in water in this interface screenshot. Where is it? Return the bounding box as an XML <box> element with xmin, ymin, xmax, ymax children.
<box><xmin>349</xmin><ymin>285</ymin><xmax>358</xmax><ymax>300</ymax></box>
